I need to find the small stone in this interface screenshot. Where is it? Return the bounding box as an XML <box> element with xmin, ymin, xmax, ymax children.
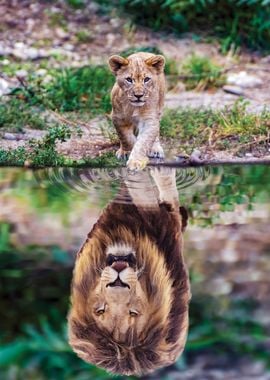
<box><xmin>15</xmin><ymin>69</ymin><xmax>28</xmax><ymax>78</ymax></box>
<box><xmin>0</xmin><ymin>78</ymin><xmax>10</xmax><ymax>96</ymax></box>
<box><xmin>261</xmin><ymin>55</ymin><xmax>270</xmax><ymax>64</ymax></box>
<box><xmin>190</xmin><ymin>149</ymin><xmax>203</xmax><ymax>164</ymax></box>
<box><xmin>24</xmin><ymin>160</ymin><xmax>31</xmax><ymax>167</ymax></box>
<box><xmin>223</xmin><ymin>85</ymin><xmax>244</xmax><ymax>96</ymax></box>
<box><xmin>176</xmin><ymin>153</ymin><xmax>189</xmax><ymax>163</ymax></box>
<box><xmin>63</xmin><ymin>43</ymin><xmax>74</xmax><ymax>51</ymax></box>
<box><xmin>36</xmin><ymin>69</ymin><xmax>47</xmax><ymax>77</ymax></box>
<box><xmin>227</xmin><ymin>71</ymin><xmax>263</xmax><ymax>88</ymax></box>
<box><xmin>245</xmin><ymin>152</ymin><xmax>253</xmax><ymax>157</ymax></box>
<box><xmin>0</xmin><ymin>43</ymin><xmax>11</xmax><ymax>56</ymax></box>
<box><xmin>1</xmin><ymin>59</ymin><xmax>10</xmax><ymax>65</ymax></box>
<box><xmin>3</xmin><ymin>133</ymin><xmax>16</xmax><ymax>140</ymax></box>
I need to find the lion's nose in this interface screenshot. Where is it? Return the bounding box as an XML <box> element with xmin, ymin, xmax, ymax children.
<box><xmin>111</xmin><ymin>261</ymin><xmax>128</xmax><ymax>272</ymax></box>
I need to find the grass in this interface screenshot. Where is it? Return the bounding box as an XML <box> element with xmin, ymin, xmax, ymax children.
<box><xmin>101</xmin><ymin>0</ymin><xmax>270</xmax><ymax>52</ymax></box>
<box><xmin>180</xmin><ymin>54</ymin><xmax>225</xmax><ymax>90</ymax></box>
<box><xmin>0</xmin><ymin>64</ymin><xmax>114</xmax><ymax>132</ymax></box>
<box><xmin>0</xmin><ymin>122</ymin><xmax>119</xmax><ymax>168</ymax></box>
<box><xmin>160</xmin><ymin>100</ymin><xmax>270</xmax><ymax>154</ymax></box>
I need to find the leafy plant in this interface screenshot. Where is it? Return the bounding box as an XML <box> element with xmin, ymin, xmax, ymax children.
<box><xmin>44</xmin><ymin>66</ymin><xmax>114</xmax><ymax>113</ymax></box>
<box><xmin>102</xmin><ymin>0</ymin><xmax>270</xmax><ymax>51</ymax></box>
<box><xmin>181</xmin><ymin>54</ymin><xmax>225</xmax><ymax>90</ymax></box>
<box><xmin>0</xmin><ymin>99</ymin><xmax>47</xmax><ymax>132</ymax></box>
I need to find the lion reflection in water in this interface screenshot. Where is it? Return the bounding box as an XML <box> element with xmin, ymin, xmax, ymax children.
<box><xmin>68</xmin><ymin>168</ymin><xmax>190</xmax><ymax>376</ymax></box>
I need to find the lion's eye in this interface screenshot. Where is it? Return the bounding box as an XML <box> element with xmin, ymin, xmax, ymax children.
<box><xmin>126</xmin><ymin>77</ymin><xmax>133</xmax><ymax>83</ymax></box>
<box><xmin>144</xmin><ymin>77</ymin><xmax>151</xmax><ymax>83</ymax></box>
<box><xmin>129</xmin><ymin>310</ymin><xmax>139</xmax><ymax>317</ymax></box>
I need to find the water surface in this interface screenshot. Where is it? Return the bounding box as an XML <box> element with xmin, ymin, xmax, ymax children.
<box><xmin>0</xmin><ymin>165</ymin><xmax>270</xmax><ymax>380</ymax></box>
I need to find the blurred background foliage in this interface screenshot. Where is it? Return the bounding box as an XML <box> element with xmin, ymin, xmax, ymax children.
<box><xmin>100</xmin><ymin>0</ymin><xmax>270</xmax><ymax>52</ymax></box>
<box><xmin>0</xmin><ymin>165</ymin><xmax>270</xmax><ymax>379</ymax></box>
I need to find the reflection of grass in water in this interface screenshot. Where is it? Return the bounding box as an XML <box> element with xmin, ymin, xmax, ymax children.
<box><xmin>188</xmin><ymin>295</ymin><xmax>269</xmax><ymax>363</ymax></box>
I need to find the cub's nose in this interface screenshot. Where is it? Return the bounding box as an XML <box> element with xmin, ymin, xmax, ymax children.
<box><xmin>111</xmin><ymin>261</ymin><xmax>128</xmax><ymax>272</ymax></box>
<box><xmin>134</xmin><ymin>94</ymin><xmax>144</xmax><ymax>100</ymax></box>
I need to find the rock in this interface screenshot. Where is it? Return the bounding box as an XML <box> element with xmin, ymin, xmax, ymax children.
<box><xmin>1</xmin><ymin>59</ymin><xmax>10</xmax><ymax>65</ymax></box>
<box><xmin>223</xmin><ymin>85</ymin><xmax>244</xmax><ymax>96</ymax></box>
<box><xmin>0</xmin><ymin>78</ymin><xmax>11</xmax><ymax>96</ymax></box>
<box><xmin>3</xmin><ymin>133</ymin><xmax>16</xmax><ymax>141</ymax></box>
<box><xmin>261</xmin><ymin>55</ymin><xmax>270</xmax><ymax>64</ymax></box>
<box><xmin>0</xmin><ymin>43</ymin><xmax>11</xmax><ymax>56</ymax></box>
<box><xmin>176</xmin><ymin>153</ymin><xmax>189</xmax><ymax>163</ymax></box>
<box><xmin>36</xmin><ymin>69</ymin><xmax>47</xmax><ymax>77</ymax></box>
<box><xmin>12</xmin><ymin>42</ymin><xmax>47</xmax><ymax>60</ymax></box>
<box><xmin>227</xmin><ymin>71</ymin><xmax>263</xmax><ymax>88</ymax></box>
<box><xmin>190</xmin><ymin>149</ymin><xmax>203</xmax><ymax>164</ymax></box>
<box><xmin>63</xmin><ymin>43</ymin><xmax>74</xmax><ymax>51</ymax></box>
<box><xmin>15</xmin><ymin>69</ymin><xmax>28</xmax><ymax>78</ymax></box>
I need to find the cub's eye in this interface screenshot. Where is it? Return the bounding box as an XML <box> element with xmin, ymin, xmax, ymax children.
<box><xmin>95</xmin><ymin>308</ymin><xmax>105</xmax><ymax>315</ymax></box>
<box><xmin>129</xmin><ymin>310</ymin><xmax>139</xmax><ymax>317</ymax></box>
<box><xmin>126</xmin><ymin>77</ymin><xmax>133</xmax><ymax>83</ymax></box>
<box><xmin>144</xmin><ymin>77</ymin><xmax>151</xmax><ymax>83</ymax></box>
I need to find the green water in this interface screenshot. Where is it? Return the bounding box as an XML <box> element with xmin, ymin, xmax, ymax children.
<box><xmin>0</xmin><ymin>165</ymin><xmax>270</xmax><ymax>380</ymax></box>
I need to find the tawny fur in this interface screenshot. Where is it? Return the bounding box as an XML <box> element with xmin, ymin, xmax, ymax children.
<box><xmin>108</xmin><ymin>52</ymin><xmax>166</xmax><ymax>170</ymax></box>
<box><xmin>68</xmin><ymin>170</ymin><xmax>190</xmax><ymax>376</ymax></box>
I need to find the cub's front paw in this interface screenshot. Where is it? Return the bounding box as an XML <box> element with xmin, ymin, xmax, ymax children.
<box><xmin>147</xmin><ymin>143</ymin><xmax>164</xmax><ymax>159</ymax></box>
<box><xmin>127</xmin><ymin>157</ymin><xmax>149</xmax><ymax>171</ymax></box>
<box><xmin>116</xmin><ymin>148</ymin><xmax>130</xmax><ymax>160</ymax></box>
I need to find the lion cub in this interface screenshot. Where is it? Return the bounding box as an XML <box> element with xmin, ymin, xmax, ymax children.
<box><xmin>108</xmin><ymin>52</ymin><xmax>166</xmax><ymax>171</ymax></box>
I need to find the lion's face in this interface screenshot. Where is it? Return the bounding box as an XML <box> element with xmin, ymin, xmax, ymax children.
<box><xmin>108</xmin><ymin>53</ymin><xmax>165</xmax><ymax>107</ymax></box>
<box><xmin>90</xmin><ymin>247</ymin><xmax>148</xmax><ymax>341</ymax></box>
<box><xmin>68</xmin><ymin>203</ymin><xmax>190</xmax><ymax>376</ymax></box>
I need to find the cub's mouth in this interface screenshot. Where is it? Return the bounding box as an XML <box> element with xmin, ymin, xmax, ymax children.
<box><xmin>130</xmin><ymin>100</ymin><xmax>145</xmax><ymax>106</ymax></box>
<box><xmin>106</xmin><ymin>253</ymin><xmax>137</xmax><ymax>288</ymax></box>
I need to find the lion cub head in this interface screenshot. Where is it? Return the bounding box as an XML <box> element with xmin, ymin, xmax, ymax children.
<box><xmin>108</xmin><ymin>52</ymin><xmax>165</xmax><ymax>107</ymax></box>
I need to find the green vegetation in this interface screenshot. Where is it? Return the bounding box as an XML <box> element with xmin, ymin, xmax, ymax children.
<box><xmin>0</xmin><ymin>64</ymin><xmax>114</xmax><ymax>132</ymax></box>
<box><xmin>102</xmin><ymin>0</ymin><xmax>270</xmax><ymax>51</ymax></box>
<box><xmin>44</xmin><ymin>66</ymin><xmax>114</xmax><ymax>113</ymax></box>
<box><xmin>160</xmin><ymin>100</ymin><xmax>270</xmax><ymax>154</ymax></box>
<box><xmin>181</xmin><ymin>54</ymin><xmax>225</xmax><ymax>90</ymax></box>
<box><xmin>0</xmin><ymin>99</ymin><xmax>47</xmax><ymax>132</ymax></box>
<box><xmin>0</xmin><ymin>124</ymin><xmax>119</xmax><ymax>168</ymax></box>
<box><xmin>75</xmin><ymin>29</ymin><xmax>93</xmax><ymax>43</ymax></box>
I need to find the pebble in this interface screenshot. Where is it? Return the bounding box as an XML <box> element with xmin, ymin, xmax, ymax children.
<box><xmin>36</xmin><ymin>68</ymin><xmax>47</xmax><ymax>77</ymax></box>
<box><xmin>223</xmin><ymin>85</ymin><xmax>244</xmax><ymax>96</ymax></box>
<box><xmin>0</xmin><ymin>78</ymin><xmax>10</xmax><ymax>96</ymax></box>
<box><xmin>3</xmin><ymin>133</ymin><xmax>17</xmax><ymax>141</ymax></box>
<box><xmin>190</xmin><ymin>149</ymin><xmax>203</xmax><ymax>164</ymax></box>
<box><xmin>227</xmin><ymin>71</ymin><xmax>263</xmax><ymax>88</ymax></box>
<box><xmin>12</xmin><ymin>42</ymin><xmax>47</xmax><ymax>60</ymax></box>
<box><xmin>15</xmin><ymin>69</ymin><xmax>28</xmax><ymax>78</ymax></box>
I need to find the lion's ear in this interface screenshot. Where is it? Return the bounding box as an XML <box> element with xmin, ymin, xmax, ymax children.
<box><xmin>145</xmin><ymin>54</ymin><xmax>165</xmax><ymax>73</ymax></box>
<box><xmin>179</xmin><ymin>206</ymin><xmax>188</xmax><ymax>232</ymax></box>
<box><xmin>108</xmin><ymin>55</ymin><xmax>129</xmax><ymax>74</ymax></box>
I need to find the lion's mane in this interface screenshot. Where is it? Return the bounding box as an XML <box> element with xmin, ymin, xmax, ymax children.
<box><xmin>68</xmin><ymin>200</ymin><xmax>190</xmax><ymax>376</ymax></box>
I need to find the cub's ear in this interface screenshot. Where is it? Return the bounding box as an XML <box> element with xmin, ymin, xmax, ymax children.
<box><xmin>108</xmin><ymin>55</ymin><xmax>129</xmax><ymax>74</ymax></box>
<box><xmin>145</xmin><ymin>54</ymin><xmax>165</xmax><ymax>73</ymax></box>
